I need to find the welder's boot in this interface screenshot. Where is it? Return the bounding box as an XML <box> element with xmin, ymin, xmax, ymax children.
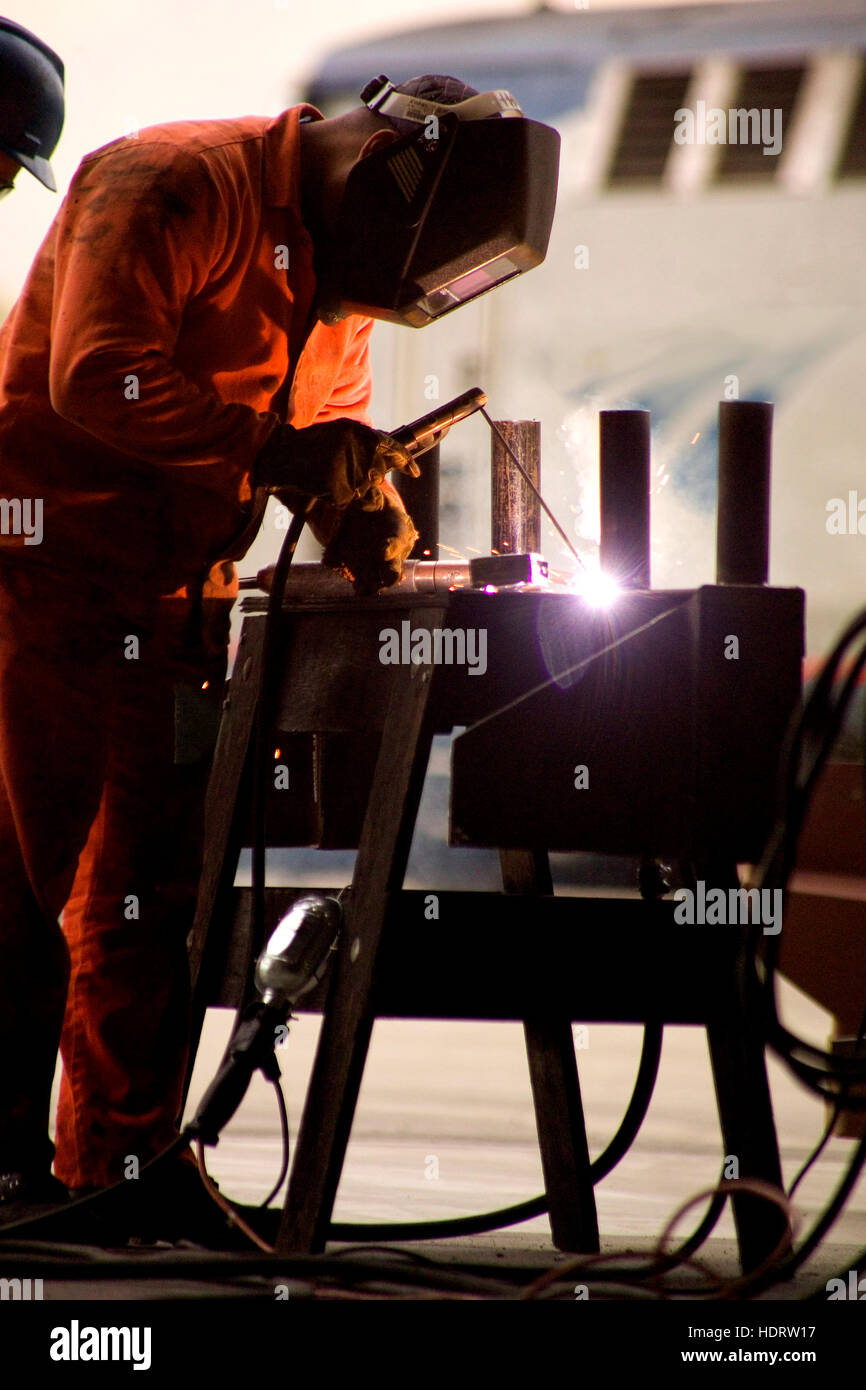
<box><xmin>0</xmin><ymin>1170</ymin><xmax>69</xmax><ymax>1227</ymax></box>
<box><xmin>67</xmin><ymin>1153</ymin><xmax>279</xmax><ymax>1249</ymax></box>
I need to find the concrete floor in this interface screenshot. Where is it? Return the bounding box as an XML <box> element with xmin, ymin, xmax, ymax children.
<box><xmin>184</xmin><ymin>979</ymin><xmax>863</xmax><ymax>1294</ymax></box>
<box><xmin>24</xmin><ymin>972</ymin><xmax>860</xmax><ymax>1302</ymax></box>
<box><xmin>20</xmin><ymin>745</ymin><xmax>866</xmax><ymax>1302</ymax></box>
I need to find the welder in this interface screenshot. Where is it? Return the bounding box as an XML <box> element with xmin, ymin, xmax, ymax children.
<box><xmin>0</xmin><ymin>17</ymin><xmax>64</xmax><ymax>199</ymax></box>
<box><xmin>0</xmin><ymin>71</ymin><xmax>559</xmax><ymax>1241</ymax></box>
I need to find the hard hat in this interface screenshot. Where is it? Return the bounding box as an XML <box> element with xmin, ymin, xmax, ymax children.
<box><xmin>0</xmin><ymin>17</ymin><xmax>65</xmax><ymax>191</ymax></box>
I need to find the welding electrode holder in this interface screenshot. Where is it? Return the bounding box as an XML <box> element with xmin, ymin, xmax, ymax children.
<box><xmin>389</xmin><ymin>387</ymin><xmax>487</xmax><ymax>459</ymax></box>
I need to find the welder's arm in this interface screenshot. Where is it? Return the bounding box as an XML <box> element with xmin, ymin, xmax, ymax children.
<box><xmin>47</xmin><ymin>142</ymin><xmax>278</xmax><ymax>507</ymax></box>
<box><xmin>256</xmin><ymin>301</ymin><xmax>419</xmax><ymax>590</ymax></box>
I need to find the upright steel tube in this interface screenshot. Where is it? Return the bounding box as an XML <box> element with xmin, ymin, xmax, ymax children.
<box><xmin>599</xmin><ymin>409</ymin><xmax>651</xmax><ymax>589</ymax></box>
<box><xmin>716</xmin><ymin>400</ymin><xmax>773</xmax><ymax>585</ymax></box>
<box><xmin>491</xmin><ymin>420</ymin><xmax>541</xmax><ymax>554</ymax></box>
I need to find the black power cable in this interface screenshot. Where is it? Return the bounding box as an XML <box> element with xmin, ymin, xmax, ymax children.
<box><xmin>260</xmin><ymin>1076</ymin><xmax>290</xmax><ymax>1210</ymax></box>
<box><xmin>327</xmin><ymin>1023</ymin><xmax>663</xmax><ymax>1242</ymax></box>
<box><xmin>754</xmin><ymin>607</ymin><xmax>866</xmax><ymax>1099</ymax></box>
<box><xmin>251</xmin><ymin>511</ymin><xmax>306</xmax><ymax>985</ymax></box>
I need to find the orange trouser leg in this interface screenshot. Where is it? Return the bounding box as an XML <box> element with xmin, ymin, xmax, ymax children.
<box><xmin>0</xmin><ymin>561</ymin><xmax>124</xmax><ymax>1175</ymax></box>
<box><xmin>54</xmin><ymin>589</ymin><xmax>230</xmax><ymax>1189</ymax></box>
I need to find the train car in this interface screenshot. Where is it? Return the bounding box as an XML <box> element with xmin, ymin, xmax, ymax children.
<box><xmin>303</xmin><ymin>0</ymin><xmax>866</xmax><ymax>658</ymax></box>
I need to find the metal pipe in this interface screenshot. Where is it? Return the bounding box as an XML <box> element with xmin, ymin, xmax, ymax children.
<box><xmin>243</xmin><ymin>552</ymin><xmax>548</xmax><ymax>603</ymax></box>
<box><xmin>245</xmin><ymin>559</ymin><xmax>471</xmax><ymax>601</ymax></box>
<box><xmin>491</xmin><ymin>420</ymin><xmax>541</xmax><ymax>554</ymax></box>
<box><xmin>716</xmin><ymin>400</ymin><xmax>773</xmax><ymax>585</ymax></box>
<box><xmin>599</xmin><ymin>409</ymin><xmax>651</xmax><ymax>589</ymax></box>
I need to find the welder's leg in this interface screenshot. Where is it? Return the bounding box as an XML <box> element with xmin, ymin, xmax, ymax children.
<box><xmin>0</xmin><ymin>563</ymin><xmax>119</xmax><ymax>1177</ymax></box>
<box><xmin>54</xmin><ymin>577</ymin><xmax>233</xmax><ymax>1189</ymax></box>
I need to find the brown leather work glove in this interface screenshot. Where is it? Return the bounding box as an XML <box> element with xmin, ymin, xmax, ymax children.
<box><xmin>311</xmin><ymin>481</ymin><xmax>419</xmax><ymax>595</ymax></box>
<box><xmin>253</xmin><ymin>418</ymin><xmax>419</xmax><ymax>511</ymax></box>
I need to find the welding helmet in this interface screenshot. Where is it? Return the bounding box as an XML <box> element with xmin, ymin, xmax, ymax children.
<box><xmin>316</xmin><ymin>74</ymin><xmax>560</xmax><ymax>328</ymax></box>
<box><xmin>0</xmin><ymin>18</ymin><xmax>65</xmax><ymax>191</ymax></box>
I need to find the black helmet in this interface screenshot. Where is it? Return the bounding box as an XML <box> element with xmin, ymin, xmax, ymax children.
<box><xmin>0</xmin><ymin>18</ymin><xmax>64</xmax><ymax>191</ymax></box>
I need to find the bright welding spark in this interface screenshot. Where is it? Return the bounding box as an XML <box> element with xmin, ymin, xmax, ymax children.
<box><xmin>573</xmin><ymin>569</ymin><xmax>620</xmax><ymax>609</ymax></box>
<box><xmin>691</xmin><ymin>432</ymin><xmax>701</xmax><ymax>444</ymax></box>
<box><xmin>437</xmin><ymin>542</ymin><xmax>468</xmax><ymax>560</ymax></box>
<box><xmin>274</xmin><ymin>747</ymin><xmax>281</xmax><ymax>759</ymax></box>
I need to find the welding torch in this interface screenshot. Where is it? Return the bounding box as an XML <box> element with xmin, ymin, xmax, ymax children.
<box><xmin>388</xmin><ymin>386</ymin><xmax>487</xmax><ymax>459</ymax></box>
<box><xmin>239</xmin><ymin>388</ymin><xmax>488</xmax><ymax>592</ymax></box>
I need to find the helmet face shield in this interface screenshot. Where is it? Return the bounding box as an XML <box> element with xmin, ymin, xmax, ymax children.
<box><xmin>316</xmin><ymin>83</ymin><xmax>560</xmax><ymax>328</ymax></box>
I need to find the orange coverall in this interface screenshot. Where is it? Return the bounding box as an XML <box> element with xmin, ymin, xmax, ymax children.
<box><xmin>0</xmin><ymin>106</ymin><xmax>374</xmax><ymax>1187</ymax></box>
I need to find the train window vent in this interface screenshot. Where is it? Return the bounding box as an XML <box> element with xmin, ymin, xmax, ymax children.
<box><xmin>714</xmin><ymin>66</ymin><xmax>805</xmax><ymax>182</ymax></box>
<box><xmin>837</xmin><ymin>61</ymin><xmax>866</xmax><ymax>177</ymax></box>
<box><xmin>607</xmin><ymin>71</ymin><xmax>692</xmax><ymax>186</ymax></box>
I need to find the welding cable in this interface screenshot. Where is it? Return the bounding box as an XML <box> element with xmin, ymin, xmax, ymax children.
<box><xmin>516</xmin><ymin>1167</ymin><xmax>730</xmax><ymax>1300</ymax></box>
<box><xmin>189</xmin><ymin>508</ymin><xmax>306</xmax><ymax>1150</ymax></box>
<box><xmin>745</xmin><ymin>610</ymin><xmax>866</xmax><ymax>1081</ymax></box>
<box><xmin>0</xmin><ymin>1244</ymin><xmax>523</xmax><ymax>1299</ymax></box>
<box><xmin>654</xmin><ymin>1178</ymin><xmax>795</xmax><ymax>1300</ymax></box>
<box><xmin>326</xmin><ymin>1023</ymin><xmax>663</xmax><ymax>1242</ymax></box>
<box><xmin>260</xmin><ymin>1075</ymin><xmax>290</xmax><ymax>1208</ymax></box>
<box><xmin>194</xmin><ymin>1139</ymin><xmax>272</xmax><ymax>1253</ymax></box>
<box><xmin>170</xmin><ymin>509</ymin><xmax>307</xmax><ymax>1244</ymax></box>
<box><xmin>785</xmin><ymin>1103</ymin><xmax>843</xmax><ymax>1199</ymax></box>
<box><xmin>251</xmin><ymin>510</ymin><xmax>307</xmax><ymax>973</ymax></box>
<box><xmin>752</xmin><ymin>609</ymin><xmax>866</xmax><ymax>1099</ymax></box>
<box><xmin>519</xmin><ymin>1177</ymin><xmax>794</xmax><ymax>1302</ymax></box>
<box><xmin>748</xmin><ymin>1127</ymin><xmax>866</xmax><ymax>1299</ymax></box>
<box><xmin>786</xmin><ymin>1004</ymin><xmax>866</xmax><ymax>1202</ymax></box>
<box><xmin>520</xmin><ymin>1249</ymin><xmax>720</xmax><ymax>1302</ymax></box>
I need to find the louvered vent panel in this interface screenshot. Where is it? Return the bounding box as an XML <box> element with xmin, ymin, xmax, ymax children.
<box><xmin>715</xmin><ymin>66</ymin><xmax>805</xmax><ymax>182</ymax></box>
<box><xmin>607</xmin><ymin>72</ymin><xmax>691</xmax><ymax>185</ymax></box>
<box><xmin>838</xmin><ymin>62</ymin><xmax>866</xmax><ymax>177</ymax></box>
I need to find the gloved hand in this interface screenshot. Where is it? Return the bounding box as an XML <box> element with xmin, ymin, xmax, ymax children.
<box><xmin>316</xmin><ymin>483</ymin><xmax>419</xmax><ymax>595</ymax></box>
<box><xmin>253</xmin><ymin>418</ymin><xmax>419</xmax><ymax>511</ymax></box>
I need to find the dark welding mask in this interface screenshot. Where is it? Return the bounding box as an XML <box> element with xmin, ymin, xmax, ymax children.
<box><xmin>315</xmin><ymin>76</ymin><xmax>560</xmax><ymax>328</ymax></box>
